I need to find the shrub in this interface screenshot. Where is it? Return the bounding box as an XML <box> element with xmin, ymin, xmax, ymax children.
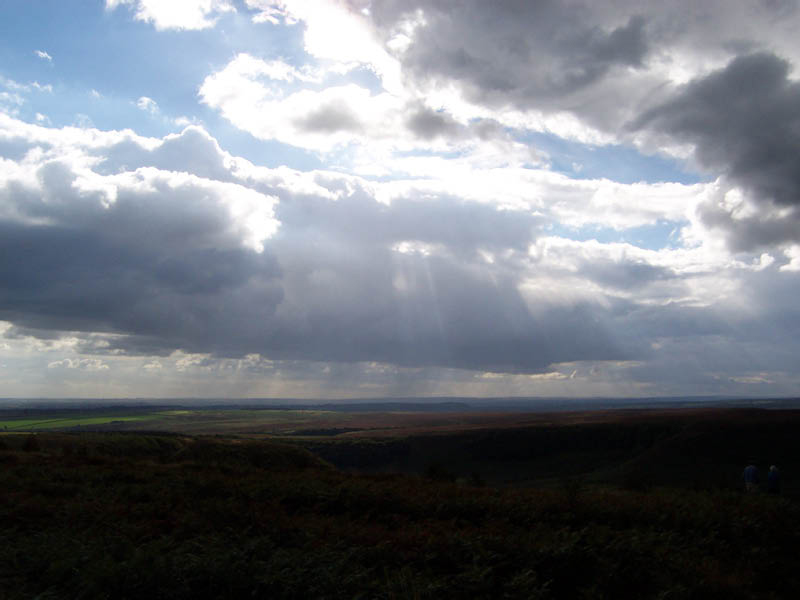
<box><xmin>22</xmin><ymin>434</ymin><xmax>40</xmax><ymax>452</ymax></box>
<box><xmin>424</xmin><ymin>462</ymin><xmax>455</xmax><ymax>482</ymax></box>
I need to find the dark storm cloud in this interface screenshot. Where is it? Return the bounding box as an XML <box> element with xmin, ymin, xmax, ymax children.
<box><xmin>618</xmin><ymin>262</ymin><xmax>800</xmax><ymax>369</ymax></box>
<box><xmin>471</xmin><ymin>119</ymin><xmax>505</xmax><ymax>141</ymax></box>
<box><xmin>354</xmin><ymin>0</ymin><xmax>800</xmax><ymax>209</ymax></box>
<box><xmin>634</xmin><ymin>53</ymin><xmax>800</xmax><ymax>206</ymax></box>
<box><xmin>633</xmin><ymin>52</ymin><xmax>800</xmax><ymax>249</ymax></box>
<box><xmin>402</xmin><ymin>106</ymin><xmax>508</xmax><ymax>145</ymax></box>
<box><xmin>0</xmin><ymin>145</ymin><xmax>285</xmax><ymax>355</ymax></box>
<box><xmin>622</xmin><ymin>314</ymin><xmax>800</xmax><ymax>394</ymax></box>
<box><xmin>695</xmin><ymin>200</ymin><xmax>800</xmax><ymax>252</ymax></box>
<box><xmin>4</xmin><ymin>121</ymin><xmax>796</xmax><ymax>388</ymax></box>
<box><xmin>578</xmin><ymin>257</ymin><xmax>673</xmax><ymax>290</ymax></box>
<box><xmin>369</xmin><ymin>0</ymin><xmax>649</xmax><ymax>110</ymax></box>
<box><xmin>585</xmin><ymin>268</ymin><xmax>800</xmax><ymax>394</ymax></box>
<box><xmin>622</xmin><ymin>303</ymin><xmax>730</xmax><ymax>340</ymax></box>
<box><xmin>261</xmin><ymin>246</ymin><xmax>630</xmax><ymax>372</ymax></box>
<box><xmin>361</xmin><ymin>0</ymin><xmax>800</xmax><ymax>122</ymax></box>
<box><xmin>259</xmin><ymin>183</ymin><xmax>632</xmax><ymax>371</ymax></box>
<box><xmin>274</xmin><ymin>186</ymin><xmax>537</xmax><ymax>256</ymax></box>
<box><xmin>0</xmin><ymin>215</ymin><xmax>283</xmax><ymax>354</ymax></box>
<box><xmin>405</xmin><ymin>104</ymin><xmax>463</xmax><ymax>140</ymax></box>
<box><xmin>0</xmin><ymin>125</ymin><xmax>642</xmax><ymax>372</ymax></box>
<box><xmin>0</xmin><ymin>209</ymin><xmax>628</xmax><ymax>372</ymax></box>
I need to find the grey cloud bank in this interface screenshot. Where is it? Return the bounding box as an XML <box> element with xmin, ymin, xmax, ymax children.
<box><xmin>1</xmin><ymin>119</ymin><xmax>798</xmax><ymax>397</ymax></box>
<box><xmin>1</xmin><ymin>0</ymin><xmax>800</xmax><ymax>398</ymax></box>
<box><xmin>634</xmin><ymin>53</ymin><xmax>800</xmax><ymax>250</ymax></box>
<box><xmin>0</xmin><ymin>125</ymin><xmax>627</xmax><ymax>373</ymax></box>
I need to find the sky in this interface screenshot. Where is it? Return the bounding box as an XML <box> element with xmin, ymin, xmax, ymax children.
<box><xmin>1</xmin><ymin>0</ymin><xmax>799</xmax><ymax>400</ymax></box>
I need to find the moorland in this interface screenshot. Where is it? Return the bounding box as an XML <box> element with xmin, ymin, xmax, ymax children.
<box><xmin>2</xmin><ymin>402</ymin><xmax>799</xmax><ymax>598</ymax></box>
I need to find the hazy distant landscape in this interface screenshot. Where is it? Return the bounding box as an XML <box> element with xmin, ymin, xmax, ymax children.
<box><xmin>4</xmin><ymin>398</ymin><xmax>800</xmax><ymax>491</ymax></box>
<box><xmin>3</xmin><ymin>401</ymin><xmax>800</xmax><ymax>597</ymax></box>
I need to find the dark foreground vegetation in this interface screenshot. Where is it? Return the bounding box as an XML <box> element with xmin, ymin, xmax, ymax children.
<box><xmin>2</xmin><ymin>423</ymin><xmax>800</xmax><ymax>599</ymax></box>
<box><xmin>295</xmin><ymin>408</ymin><xmax>800</xmax><ymax>492</ymax></box>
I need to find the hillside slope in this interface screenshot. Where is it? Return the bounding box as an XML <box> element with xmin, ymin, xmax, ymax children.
<box><xmin>1</xmin><ymin>431</ymin><xmax>799</xmax><ymax>598</ymax></box>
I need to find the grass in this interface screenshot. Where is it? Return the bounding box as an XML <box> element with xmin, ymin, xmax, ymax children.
<box><xmin>1</xmin><ymin>431</ymin><xmax>800</xmax><ymax>598</ymax></box>
<box><xmin>0</xmin><ymin>408</ymin><xmax>347</xmax><ymax>434</ymax></box>
<box><xmin>0</xmin><ymin>414</ymin><xmax>161</xmax><ymax>431</ymax></box>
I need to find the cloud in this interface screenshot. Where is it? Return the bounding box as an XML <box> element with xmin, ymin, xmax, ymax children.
<box><xmin>405</xmin><ymin>104</ymin><xmax>464</xmax><ymax>141</ymax></box>
<box><xmin>0</xmin><ymin>77</ymin><xmax>52</xmax><ymax>117</ymax></box>
<box><xmin>257</xmin><ymin>1</ymin><xmax>800</xmax><ymax>148</ymax></box>
<box><xmin>3</xmin><ymin>1</ymin><xmax>800</xmax><ymax>398</ymax></box>
<box><xmin>199</xmin><ymin>54</ymin><xmax>528</xmax><ymax>171</ymax></box>
<box><xmin>96</xmin><ymin>125</ymin><xmax>235</xmax><ymax>182</ymax></box>
<box><xmin>399</xmin><ymin>8</ymin><xmax>647</xmax><ymax>107</ymax></box>
<box><xmin>202</xmin><ymin>4</ymin><xmax>800</xmax><ymax>186</ymax></box>
<box><xmin>246</xmin><ymin>0</ymin><xmax>403</xmax><ymax>92</ymax></box>
<box><xmin>106</xmin><ymin>0</ymin><xmax>235</xmax><ymax>31</ymax></box>
<box><xmin>73</xmin><ymin>114</ymin><xmax>95</xmax><ymax>129</ymax></box>
<box><xmin>34</xmin><ymin>50</ymin><xmax>53</xmax><ymax>62</ymax></box>
<box><xmin>265</xmin><ymin>1</ymin><xmax>652</xmax><ymax>141</ymax></box>
<box><xmin>1</xmin><ymin>113</ymin><xmax>798</xmax><ymax>397</ymax></box>
<box><xmin>136</xmin><ymin>96</ymin><xmax>159</xmax><ymax>114</ymax></box>
<box><xmin>0</xmin><ymin>116</ymin><xmax>642</xmax><ymax>374</ymax></box>
<box><xmin>633</xmin><ymin>52</ymin><xmax>800</xmax><ymax>251</ymax></box>
<box><xmin>48</xmin><ymin>358</ymin><xmax>109</xmax><ymax>371</ymax></box>
<box><xmin>0</xmin><ymin>92</ymin><xmax>24</xmax><ymax>115</ymax></box>
<box><xmin>0</xmin><ymin>121</ymin><xmax>282</xmax><ymax>359</ymax></box>
<box><xmin>781</xmin><ymin>245</ymin><xmax>800</xmax><ymax>272</ymax></box>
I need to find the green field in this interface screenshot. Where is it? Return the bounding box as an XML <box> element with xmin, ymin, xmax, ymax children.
<box><xmin>0</xmin><ymin>408</ymin><xmax>346</xmax><ymax>433</ymax></box>
<box><xmin>0</xmin><ymin>414</ymin><xmax>160</xmax><ymax>430</ymax></box>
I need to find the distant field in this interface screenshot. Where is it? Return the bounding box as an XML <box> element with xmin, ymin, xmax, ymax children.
<box><xmin>4</xmin><ymin>405</ymin><xmax>799</xmax><ymax>493</ymax></box>
<box><xmin>0</xmin><ymin>413</ymin><xmax>160</xmax><ymax>431</ymax></box>
<box><xmin>0</xmin><ymin>408</ymin><xmax>366</xmax><ymax>435</ymax></box>
<box><xmin>0</xmin><ymin>405</ymin><xmax>656</xmax><ymax>436</ymax></box>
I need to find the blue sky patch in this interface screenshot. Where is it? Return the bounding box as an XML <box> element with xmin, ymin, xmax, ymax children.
<box><xmin>521</xmin><ymin>131</ymin><xmax>707</xmax><ymax>186</ymax></box>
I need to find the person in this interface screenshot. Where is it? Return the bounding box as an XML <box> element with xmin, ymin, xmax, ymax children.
<box><xmin>767</xmin><ymin>465</ymin><xmax>781</xmax><ymax>494</ymax></box>
<box><xmin>743</xmin><ymin>461</ymin><xmax>759</xmax><ymax>492</ymax></box>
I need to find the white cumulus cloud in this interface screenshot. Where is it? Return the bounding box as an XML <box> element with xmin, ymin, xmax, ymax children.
<box><xmin>136</xmin><ymin>96</ymin><xmax>158</xmax><ymax>114</ymax></box>
<box><xmin>106</xmin><ymin>0</ymin><xmax>235</xmax><ymax>31</ymax></box>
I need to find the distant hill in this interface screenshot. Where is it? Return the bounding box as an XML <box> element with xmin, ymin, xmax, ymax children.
<box><xmin>3</xmin><ymin>394</ymin><xmax>799</xmax><ymax>411</ymax></box>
